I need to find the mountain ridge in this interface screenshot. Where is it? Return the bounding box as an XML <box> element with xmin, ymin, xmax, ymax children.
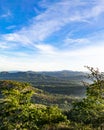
<box><xmin>0</xmin><ymin>70</ymin><xmax>87</xmax><ymax>96</ymax></box>
<box><xmin>0</xmin><ymin>70</ymin><xmax>88</xmax><ymax>109</ymax></box>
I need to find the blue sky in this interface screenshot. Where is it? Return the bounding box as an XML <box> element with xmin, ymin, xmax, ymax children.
<box><xmin>0</xmin><ymin>0</ymin><xmax>104</xmax><ymax>71</ymax></box>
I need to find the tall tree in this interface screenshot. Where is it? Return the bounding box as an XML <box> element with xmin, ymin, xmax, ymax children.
<box><xmin>68</xmin><ymin>67</ymin><xmax>104</xmax><ymax>130</ymax></box>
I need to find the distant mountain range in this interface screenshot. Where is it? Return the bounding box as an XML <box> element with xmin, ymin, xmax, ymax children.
<box><xmin>0</xmin><ymin>70</ymin><xmax>91</xmax><ymax>109</ymax></box>
<box><xmin>0</xmin><ymin>70</ymin><xmax>87</xmax><ymax>80</ymax></box>
<box><xmin>0</xmin><ymin>70</ymin><xmax>88</xmax><ymax>97</ymax></box>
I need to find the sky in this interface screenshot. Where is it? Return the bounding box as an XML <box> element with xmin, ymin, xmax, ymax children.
<box><xmin>0</xmin><ymin>0</ymin><xmax>104</xmax><ymax>71</ymax></box>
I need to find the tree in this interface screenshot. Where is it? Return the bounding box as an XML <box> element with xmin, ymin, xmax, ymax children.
<box><xmin>0</xmin><ymin>80</ymin><xmax>67</xmax><ymax>130</ymax></box>
<box><xmin>68</xmin><ymin>67</ymin><xmax>104</xmax><ymax>130</ymax></box>
<box><xmin>0</xmin><ymin>80</ymin><xmax>35</xmax><ymax>129</ymax></box>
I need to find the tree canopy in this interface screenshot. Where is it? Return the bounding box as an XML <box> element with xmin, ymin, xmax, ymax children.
<box><xmin>68</xmin><ymin>67</ymin><xmax>104</xmax><ymax>130</ymax></box>
<box><xmin>0</xmin><ymin>80</ymin><xmax>68</xmax><ymax>130</ymax></box>
<box><xmin>0</xmin><ymin>66</ymin><xmax>104</xmax><ymax>130</ymax></box>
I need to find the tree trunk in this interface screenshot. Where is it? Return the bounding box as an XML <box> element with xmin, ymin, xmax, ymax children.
<box><xmin>100</xmin><ymin>125</ymin><xmax>103</xmax><ymax>130</ymax></box>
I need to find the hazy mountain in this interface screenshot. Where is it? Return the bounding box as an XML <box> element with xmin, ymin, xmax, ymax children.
<box><xmin>0</xmin><ymin>70</ymin><xmax>89</xmax><ymax>110</ymax></box>
<box><xmin>0</xmin><ymin>70</ymin><xmax>88</xmax><ymax>97</ymax></box>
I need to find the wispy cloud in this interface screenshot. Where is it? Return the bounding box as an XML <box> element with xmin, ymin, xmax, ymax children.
<box><xmin>6</xmin><ymin>25</ymin><xmax>16</xmax><ymax>30</ymax></box>
<box><xmin>1</xmin><ymin>0</ymin><xmax>104</xmax><ymax>49</ymax></box>
<box><xmin>0</xmin><ymin>10</ymin><xmax>12</xmax><ymax>19</ymax></box>
<box><xmin>3</xmin><ymin>33</ymin><xmax>32</xmax><ymax>46</ymax></box>
<box><xmin>83</xmin><ymin>0</ymin><xmax>104</xmax><ymax>19</ymax></box>
<box><xmin>63</xmin><ymin>38</ymin><xmax>90</xmax><ymax>48</ymax></box>
<box><xmin>34</xmin><ymin>44</ymin><xmax>57</xmax><ymax>54</ymax></box>
<box><xmin>0</xmin><ymin>42</ymin><xmax>10</xmax><ymax>49</ymax></box>
<box><xmin>0</xmin><ymin>0</ymin><xmax>104</xmax><ymax>71</ymax></box>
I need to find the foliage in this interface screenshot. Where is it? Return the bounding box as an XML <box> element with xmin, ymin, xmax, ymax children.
<box><xmin>0</xmin><ymin>66</ymin><xmax>104</xmax><ymax>130</ymax></box>
<box><xmin>0</xmin><ymin>80</ymin><xmax>68</xmax><ymax>130</ymax></box>
<box><xmin>68</xmin><ymin>67</ymin><xmax>104</xmax><ymax>130</ymax></box>
<box><xmin>0</xmin><ymin>71</ymin><xmax>86</xmax><ymax>109</ymax></box>
<box><xmin>0</xmin><ymin>71</ymin><xmax>86</xmax><ymax>96</ymax></box>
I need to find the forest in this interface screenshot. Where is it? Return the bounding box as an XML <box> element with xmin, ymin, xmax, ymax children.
<box><xmin>0</xmin><ymin>70</ymin><xmax>87</xmax><ymax>110</ymax></box>
<box><xmin>0</xmin><ymin>67</ymin><xmax>104</xmax><ymax>130</ymax></box>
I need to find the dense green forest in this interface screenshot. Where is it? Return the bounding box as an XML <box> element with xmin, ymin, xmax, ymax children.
<box><xmin>0</xmin><ymin>70</ymin><xmax>87</xmax><ymax>96</ymax></box>
<box><xmin>0</xmin><ymin>70</ymin><xmax>87</xmax><ymax>109</ymax></box>
<box><xmin>0</xmin><ymin>67</ymin><xmax>104</xmax><ymax>129</ymax></box>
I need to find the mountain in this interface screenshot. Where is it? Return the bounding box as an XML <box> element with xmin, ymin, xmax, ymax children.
<box><xmin>38</xmin><ymin>70</ymin><xmax>87</xmax><ymax>80</ymax></box>
<box><xmin>0</xmin><ymin>70</ymin><xmax>89</xmax><ymax>110</ymax></box>
<box><xmin>0</xmin><ymin>70</ymin><xmax>87</xmax><ymax>96</ymax></box>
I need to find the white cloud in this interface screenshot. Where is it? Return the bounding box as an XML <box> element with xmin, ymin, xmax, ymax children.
<box><xmin>1</xmin><ymin>0</ymin><xmax>104</xmax><ymax>49</ymax></box>
<box><xmin>0</xmin><ymin>43</ymin><xmax>104</xmax><ymax>71</ymax></box>
<box><xmin>6</xmin><ymin>25</ymin><xmax>16</xmax><ymax>30</ymax></box>
<box><xmin>64</xmin><ymin>38</ymin><xmax>90</xmax><ymax>48</ymax></box>
<box><xmin>3</xmin><ymin>33</ymin><xmax>32</xmax><ymax>45</ymax></box>
<box><xmin>85</xmin><ymin>0</ymin><xmax>104</xmax><ymax>18</ymax></box>
<box><xmin>34</xmin><ymin>44</ymin><xmax>57</xmax><ymax>54</ymax></box>
<box><xmin>0</xmin><ymin>0</ymin><xmax>104</xmax><ymax>71</ymax></box>
<box><xmin>0</xmin><ymin>42</ymin><xmax>9</xmax><ymax>49</ymax></box>
<box><xmin>0</xmin><ymin>10</ymin><xmax>12</xmax><ymax>19</ymax></box>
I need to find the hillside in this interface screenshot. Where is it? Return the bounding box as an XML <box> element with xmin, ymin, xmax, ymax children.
<box><xmin>0</xmin><ymin>68</ymin><xmax>103</xmax><ymax>130</ymax></box>
<box><xmin>0</xmin><ymin>71</ymin><xmax>87</xmax><ymax>96</ymax></box>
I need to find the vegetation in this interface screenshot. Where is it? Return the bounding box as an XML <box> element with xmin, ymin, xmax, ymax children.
<box><xmin>0</xmin><ymin>80</ymin><xmax>68</xmax><ymax>130</ymax></box>
<box><xmin>0</xmin><ymin>70</ymin><xmax>86</xmax><ymax>96</ymax></box>
<box><xmin>67</xmin><ymin>66</ymin><xmax>104</xmax><ymax>130</ymax></box>
<box><xmin>0</xmin><ymin>67</ymin><xmax>104</xmax><ymax>129</ymax></box>
<box><xmin>0</xmin><ymin>70</ymin><xmax>86</xmax><ymax>109</ymax></box>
